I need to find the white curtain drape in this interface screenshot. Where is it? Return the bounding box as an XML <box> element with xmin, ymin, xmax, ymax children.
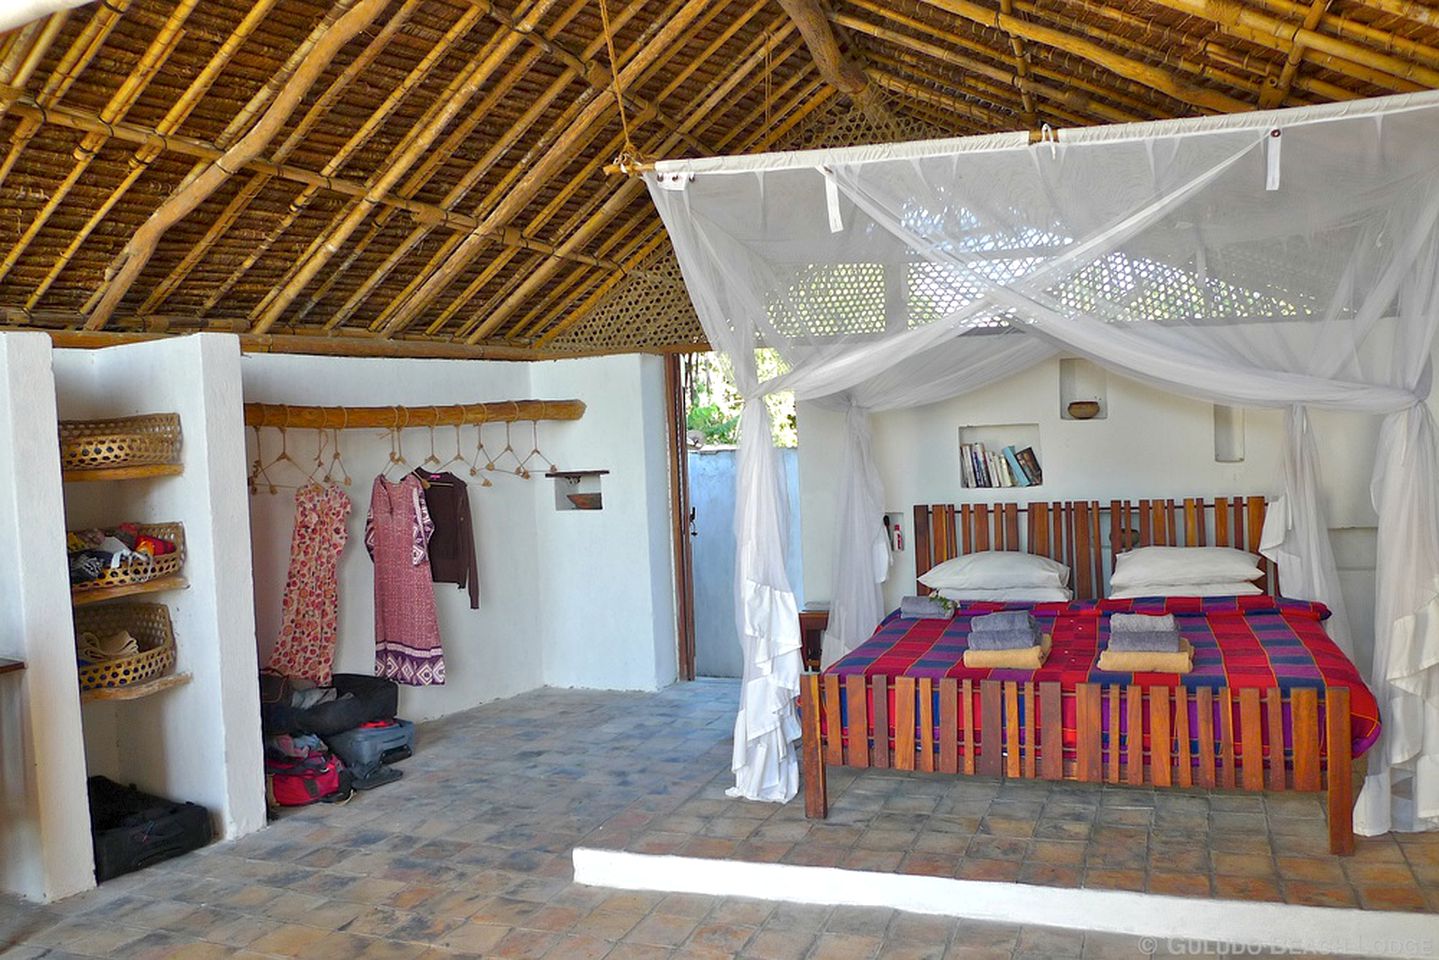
<box><xmin>649</xmin><ymin>91</ymin><xmax>1439</xmax><ymax>831</ymax></box>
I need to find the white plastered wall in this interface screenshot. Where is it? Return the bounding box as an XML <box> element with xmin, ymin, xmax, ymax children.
<box><xmin>0</xmin><ymin>333</ymin><xmax>93</xmax><ymax>901</ymax></box>
<box><xmin>241</xmin><ymin>351</ymin><xmax>678</xmax><ymax>719</ymax></box>
<box><xmin>796</xmin><ymin>358</ymin><xmax>1383</xmax><ymax>674</ymax></box>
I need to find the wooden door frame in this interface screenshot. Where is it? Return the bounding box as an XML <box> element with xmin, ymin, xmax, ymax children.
<box><xmin>664</xmin><ymin>353</ymin><xmax>697</xmax><ymax>681</ymax></box>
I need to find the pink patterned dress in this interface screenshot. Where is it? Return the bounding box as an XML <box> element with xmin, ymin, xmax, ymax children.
<box><xmin>365</xmin><ymin>474</ymin><xmax>445</xmax><ymax>685</ymax></box>
<box><xmin>267</xmin><ymin>483</ymin><xmax>352</xmax><ymax>684</ymax></box>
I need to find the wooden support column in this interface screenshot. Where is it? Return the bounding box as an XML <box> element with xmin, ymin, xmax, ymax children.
<box><xmin>83</xmin><ymin>0</ymin><xmax>390</xmax><ymax>331</ymax></box>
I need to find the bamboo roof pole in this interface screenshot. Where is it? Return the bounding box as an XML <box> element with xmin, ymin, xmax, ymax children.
<box><xmin>82</xmin><ymin>0</ymin><xmax>390</xmax><ymax>332</ymax></box>
<box><xmin>247</xmin><ymin>0</ymin><xmax>569</xmax><ymax>334</ymax></box>
<box><xmin>534</xmin><ymin>85</ymin><xmax>840</xmax><ymax>347</ymax></box>
<box><xmin>1362</xmin><ymin>0</ymin><xmax>1439</xmax><ymax>28</ymax></box>
<box><xmin>776</xmin><ymin>0</ymin><xmax>897</xmax><ymax>132</ymax></box>
<box><xmin>453</xmin><ymin>31</ymin><xmax>806</xmax><ymax>343</ymax></box>
<box><xmin>0</xmin><ymin>10</ymin><xmax>66</xmax><ymax>123</ymax></box>
<box><xmin>1259</xmin><ymin>0</ymin><xmax>1330</xmax><ymax>108</ymax></box>
<box><xmin>235</xmin><ymin>5</ymin><xmax>490</xmax><ymax>322</ymax></box>
<box><xmin>319</xmin><ymin>0</ymin><xmax>690</xmax><ymax>332</ymax></box>
<box><xmin>996</xmin><ymin>0</ymin><xmax>1038</xmax><ymax>127</ymax></box>
<box><xmin>27</xmin><ymin>0</ymin><xmax>282</xmax><ymax>309</ymax></box>
<box><xmin>0</xmin><ymin>0</ymin><xmax>197</xmax><ymax>287</ymax></box>
<box><xmin>865</xmin><ymin>49</ymin><xmax>1099</xmax><ymax>128</ymax></box>
<box><xmin>0</xmin><ymin>0</ymin><xmax>130</xmax><ymax>193</ymax></box>
<box><xmin>870</xmin><ymin>69</ymin><xmax>1020</xmax><ymax>129</ymax></box>
<box><xmin>850</xmin><ymin>22</ymin><xmax>1140</xmax><ymax>124</ymax></box>
<box><xmin>1246</xmin><ymin>0</ymin><xmax>1439</xmax><ymax>70</ymax></box>
<box><xmin>1143</xmin><ymin>0</ymin><xmax>1439</xmax><ymax>88</ymax></box>
<box><xmin>355</xmin><ymin>0</ymin><xmax>714</xmax><ymax>341</ymax></box>
<box><xmin>842</xmin><ymin>1</ymin><xmax>1173</xmax><ymax>119</ymax></box>
<box><xmin>912</xmin><ymin>0</ymin><xmax>1251</xmax><ymax>112</ymax></box>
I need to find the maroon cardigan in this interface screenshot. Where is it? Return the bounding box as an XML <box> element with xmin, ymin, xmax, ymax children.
<box><xmin>412</xmin><ymin>470</ymin><xmax>479</xmax><ymax>609</ymax></box>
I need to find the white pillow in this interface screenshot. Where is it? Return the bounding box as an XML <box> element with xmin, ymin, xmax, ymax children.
<box><xmin>938</xmin><ymin>586</ymin><xmax>1073</xmax><ymax>603</ymax></box>
<box><xmin>919</xmin><ymin>550</ymin><xmax>1070</xmax><ymax>591</ymax></box>
<box><xmin>1110</xmin><ymin>546</ymin><xmax>1262</xmax><ymax>589</ymax></box>
<box><xmin>1109</xmin><ymin>581</ymin><xmax>1263</xmax><ymax>599</ymax></box>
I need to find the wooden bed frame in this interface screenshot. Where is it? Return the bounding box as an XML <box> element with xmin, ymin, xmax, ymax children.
<box><xmin>799</xmin><ymin>496</ymin><xmax>1358</xmax><ymax>855</ymax></box>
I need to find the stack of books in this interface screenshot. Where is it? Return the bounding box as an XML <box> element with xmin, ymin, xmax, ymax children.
<box><xmin>961</xmin><ymin>443</ymin><xmax>1042</xmax><ymax>488</ymax></box>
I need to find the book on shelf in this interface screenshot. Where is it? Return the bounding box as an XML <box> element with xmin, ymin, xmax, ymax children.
<box><xmin>960</xmin><ymin>443</ymin><xmax>975</xmax><ymax>487</ymax></box>
<box><xmin>1002</xmin><ymin>445</ymin><xmax>1030</xmax><ymax>487</ymax></box>
<box><xmin>1015</xmin><ymin>446</ymin><xmax>1043</xmax><ymax>485</ymax></box>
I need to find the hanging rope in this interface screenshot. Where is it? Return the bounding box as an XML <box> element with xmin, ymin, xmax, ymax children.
<box><xmin>599</xmin><ymin>0</ymin><xmax>643</xmax><ymax>174</ymax></box>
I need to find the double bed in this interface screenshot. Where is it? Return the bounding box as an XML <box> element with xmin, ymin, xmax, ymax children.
<box><xmin>799</xmin><ymin>497</ymin><xmax>1378</xmax><ymax>855</ymax></box>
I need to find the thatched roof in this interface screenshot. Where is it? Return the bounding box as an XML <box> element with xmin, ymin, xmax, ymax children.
<box><xmin>1</xmin><ymin>0</ymin><xmax>1437</xmax><ymax>359</ymax></box>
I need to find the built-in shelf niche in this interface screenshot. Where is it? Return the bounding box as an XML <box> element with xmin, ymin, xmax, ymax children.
<box><xmin>958</xmin><ymin>422</ymin><xmax>1042</xmax><ymax>488</ymax></box>
<box><xmin>1059</xmin><ymin>357</ymin><xmax>1108</xmax><ymax>420</ymax></box>
<box><xmin>550</xmin><ymin>468</ymin><xmax>608</xmax><ymax>511</ymax></box>
<box><xmin>1214</xmin><ymin>404</ymin><xmax>1246</xmax><ymax>462</ymax></box>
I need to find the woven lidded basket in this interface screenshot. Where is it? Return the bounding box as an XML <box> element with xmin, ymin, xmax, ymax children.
<box><xmin>75</xmin><ymin>603</ymin><xmax>176</xmax><ymax>692</ymax></box>
<box><xmin>59</xmin><ymin>414</ymin><xmax>181</xmax><ymax>472</ymax></box>
<box><xmin>70</xmin><ymin>522</ymin><xmax>186</xmax><ymax>594</ymax></box>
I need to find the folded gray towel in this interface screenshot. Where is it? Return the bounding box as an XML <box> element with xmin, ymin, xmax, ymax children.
<box><xmin>967</xmin><ymin>627</ymin><xmax>1039</xmax><ymax>651</ymax></box>
<box><xmin>1111</xmin><ymin>613</ymin><xmax>1177</xmax><ymax>634</ymax></box>
<box><xmin>900</xmin><ymin>595</ymin><xmax>953</xmax><ymax>620</ymax></box>
<box><xmin>971</xmin><ymin>610</ymin><xmax>1037</xmax><ymax>633</ymax></box>
<box><xmin>1106</xmin><ymin>630</ymin><xmax>1182</xmax><ymax>653</ymax></box>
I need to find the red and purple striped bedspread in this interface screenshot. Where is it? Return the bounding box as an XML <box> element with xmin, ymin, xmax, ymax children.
<box><xmin>825</xmin><ymin>596</ymin><xmax>1380</xmax><ymax>757</ymax></box>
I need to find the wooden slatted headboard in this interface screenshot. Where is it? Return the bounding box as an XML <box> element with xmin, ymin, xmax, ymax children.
<box><xmin>913</xmin><ymin>496</ymin><xmax>1275</xmax><ymax>600</ymax></box>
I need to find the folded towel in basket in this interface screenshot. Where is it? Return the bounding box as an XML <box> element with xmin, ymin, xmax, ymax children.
<box><xmin>1106</xmin><ymin>630</ymin><xmax>1182</xmax><ymax>653</ymax></box>
<box><xmin>1097</xmin><ymin>638</ymin><xmax>1194</xmax><ymax>674</ymax></box>
<box><xmin>963</xmin><ymin>633</ymin><xmax>1051</xmax><ymax>669</ymax></box>
<box><xmin>1110</xmin><ymin>612</ymin><xmax>1177</xmax><ymax>633</ymax></box>
<box><xmin>971</xmin><ymin>610</ymin><xmax>1037</xmax><ymax>633</ymax></box>
<box><xmin>900</xmin><ymin>595</ymin><xmax>953</xmax><ymax>620</ymax></box>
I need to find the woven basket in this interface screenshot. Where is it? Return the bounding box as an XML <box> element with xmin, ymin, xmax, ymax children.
<box><xmin>75</xmin><ymin>603</ymin><xmax>176</xmax><ymax>692</ymax></box>
<box><xmin>59</xmin><ymin>414</ymin><xmax>181</xmax><ymax>472</ymax></box>
<box><xmin>70</xmin><ymin>522</ymin><xmax>185</xmax><ymax>594</ymax></box>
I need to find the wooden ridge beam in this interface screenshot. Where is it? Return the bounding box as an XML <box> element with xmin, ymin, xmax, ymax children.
<box><xmin>777</xmin><ymin>0</ymin><xmax>897</xmax><ymax>132</ymax></box>
<box><xmin>913</xmin><ymin>0</ymin><xmax>1252</xmax><ymax>113</ymax></box>
<box><xmin>1145</xmin><ymin>0</ymin><xmax>1439</xmax><ymax>89</ymax></box>
<box><xmin>359</xmin><ymin>0</ymin><xmax>713</xmax><ymax>341</ymax></box>
<box><xmin>83</xmin><ymin>0</ymin><xmax>391</xmax><ymax>330</ymax></box>
<box><xmin>1260</xmin><ymin>0</ymin><xmax>1330</xmax><ymax>109</ymax></box>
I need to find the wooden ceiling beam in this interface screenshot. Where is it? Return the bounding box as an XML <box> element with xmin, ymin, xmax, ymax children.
<box><xmin>1259</xmin><ymin>0</ymin><xmax>1330</xmax><ymax>109</ymax></box>
<box><xmin>869</xmin><ymin>69</ymin><xmax>1021</xmax><ymax>130</ymax></box>
<box><xmin>0</xmin><ymin>0</ymin><xmax>197</xmax><ymax>288</ymax></box>
<box><xmin>776</xmin><ymin>0</ymin><xmax>897</xmax><ymax>131</ymax></box>
<box><xmin>1145</xmin><ymin>0</ymin><xmax>1439</xmax><ymax>89</ymax></box>
<box><xmin>1248</xmin><ymin>0</ymin><xmax>1439</xmax><ymax>71</ymax></box>
<box><xmin>0</xmin><ymin>9</ymin><xmax>66</xmax><ymax>125</ymax></box>
<box><xmin>843</xmin><ymin>1</ymin><xmax>1171</xmax><ymax>120</ymax></box>
<box><xmin>457</xmin><ymin>30</ymin><xmax>806</xmax><ymax>342</ymax></box>
<box><xmin>358</xmin><ymin>0</ymin><xmax>714</xmax><ymax>341</ymax></box>
<box><xmin>912</xmin><ymin>0</ymin><xmax>1251</xmax><ymax>113</ymax></box>
<box><xmin>82</xmin><ymin>0</ymin><xmax>390</xmax><ymax>331</ymax></box>
<box><xmin>27</xmin><ymin>0</ymin><xmax>283</xmax><ymax>310</ymax></box>
<box><xmin>0</xmin><ymin>0</ymin><xmax>130</xmax><ymax>196</ymax></box>
<box><xmin>866</xmin><ymin>50</ymin><xmax>1098</xmax><ymax>128</ymax></box>
<box><xmin>1360</xmin><ymin>0</ymin><xmax>1439</xmax><ymax>28</ymax></box>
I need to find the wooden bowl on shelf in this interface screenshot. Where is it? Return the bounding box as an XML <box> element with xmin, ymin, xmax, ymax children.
<box><xmin>1067</xmin><ymin>400</ymin><xmax>1101</xmax><ymax>420</ymax></box>
<box><xmin>566</xmin><ymin>492</ymin><xmax>602</xmax><ymax>510</ymax></box>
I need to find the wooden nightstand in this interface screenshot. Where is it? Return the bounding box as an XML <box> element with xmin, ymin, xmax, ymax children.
<box><xmin>798</xmin><ymin>607</ymin><xmax>829</xmax><ymax>672</ymax></box>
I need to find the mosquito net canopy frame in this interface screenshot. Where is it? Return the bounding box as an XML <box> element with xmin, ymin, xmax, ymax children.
<box><xmin>647</xmin><ymin>91</ymin><xmax>1439</xmax><ymax>835</ymax></box>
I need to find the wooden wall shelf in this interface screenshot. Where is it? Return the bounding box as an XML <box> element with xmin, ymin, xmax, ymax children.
<box><xmin>81</xmin><ymin>672</ymin><xmax>190</xmax><ymax>703</ymax></box>
<box><xmin>0</xmin><ymin>658</ymin><xmax>25</xmax><ymax>675</ymax></box>
<box><xmin>63</xmin><ymin>463</ymin><xmax>183</xmax><ymax>483</ymax></box>
<box><xmin>546</xmin><ymin>468</ymin><xmax>609</xmax><ymax>479</ymax></box>
<box><xmin>72</xmin><ymin>575</ymin><xmax>188</xmax><ymax>607</ymax></box>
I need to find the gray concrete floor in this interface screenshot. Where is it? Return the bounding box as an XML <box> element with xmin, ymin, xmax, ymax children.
<box><xmin>0</xmin><ymin>679</ymin><xmax>1364</xmax><ymax>958</ymax></box>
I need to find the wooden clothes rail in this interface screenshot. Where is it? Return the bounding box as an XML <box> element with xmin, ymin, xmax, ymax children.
<box><xmin>243</xmin><ymin>400</ymin><xmax>585</xmax><ymax>429</ymax></box>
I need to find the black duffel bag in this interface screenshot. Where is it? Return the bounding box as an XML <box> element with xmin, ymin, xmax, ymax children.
<box><xmin>88</xmin><ymin>776</ymin><xmax>212</xmax><ymax>882</ymax></box>
<box><xmin>259</xmin><ymin>672</ymin><xmax>399</xmax><ymax>736</ymax></box>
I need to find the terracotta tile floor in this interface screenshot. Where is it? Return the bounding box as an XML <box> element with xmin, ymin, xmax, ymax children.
<box><xmin>0</xmin><ymin>679</ymin><xmax>1417</xmax><ymax>959</ymax></box>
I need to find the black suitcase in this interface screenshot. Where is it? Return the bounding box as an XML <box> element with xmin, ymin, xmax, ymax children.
<box><xmin>87</xmin><ymin>776</ymin><xmax>212</xmax><ymax>882</ymax></box>
<box><xmin>260</xmin><ymin>672</ymin><xmax>399</xmax><ymax>736</ymax></box>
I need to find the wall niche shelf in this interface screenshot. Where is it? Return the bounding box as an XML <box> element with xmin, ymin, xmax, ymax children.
<box><xmin>1213</xmin><ymin>404</ymin><xmax>1246</xmax><ymax>463</ymax></box>
<box><xmin>1059</xmin><ymin>357</ymin><xmax>1108</xmax><ymax>420</ymax></box>
<box><xmin>550</xmin><ymin>468</ymin><xmax>607</xmax><ymax>511</ymax></box>
<box><xmin>958</xmin><ymin>423</ymin><xmax>1042</xmax><ymax>489</ymax></box>
<box><xmin>81</xmin><ymin>672</ymin><xmax>191</xmax><ymax>703</ymax></box>
<box><xmin>63</xmin><ymin>463</ymin><xmax>183</xmax><ymax>483</ymax></box>
<box><xmin>71</xmin><ymin>575</ymin><xmax>189</xmax><ymax>607</ymax></box>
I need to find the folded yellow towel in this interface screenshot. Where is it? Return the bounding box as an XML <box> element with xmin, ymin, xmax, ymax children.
<box><xmin>963</xmin><ymin>633</ymin><xmax>1051</xmax><ymax>669</ymax></box>
<box><xmin>1097</xmin><ymin>638</ymin><xmax>1195</xmax><ymax>674</ymax></box>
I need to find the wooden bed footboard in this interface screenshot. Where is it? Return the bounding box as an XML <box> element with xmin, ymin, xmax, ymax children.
<box><xmin>799</xmin><ymin>673</ymin><xmax>1356</xmax><ymax>855</ymax></box>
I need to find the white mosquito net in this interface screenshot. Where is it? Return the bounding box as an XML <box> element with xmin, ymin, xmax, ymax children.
<box><xmin>647</xmin><ymin>91</ymin><xmax>1439</xmax><ymax>835</ymax></box>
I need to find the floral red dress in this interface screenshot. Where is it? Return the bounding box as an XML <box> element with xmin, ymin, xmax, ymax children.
<box><xmin>366</xmin><ymin>474</ymin><xmax>445</xmax><ymax>685</ymax></box>
<box><xmin>267</xmin><ymin>482</ymin><xmax>352</xmax><ymax>684</ymax></box>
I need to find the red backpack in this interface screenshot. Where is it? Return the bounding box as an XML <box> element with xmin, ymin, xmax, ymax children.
<box><xmin>265</xmin><ymin>753</ymin><xmax>351</xmax><ymax>806</ymax></box>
